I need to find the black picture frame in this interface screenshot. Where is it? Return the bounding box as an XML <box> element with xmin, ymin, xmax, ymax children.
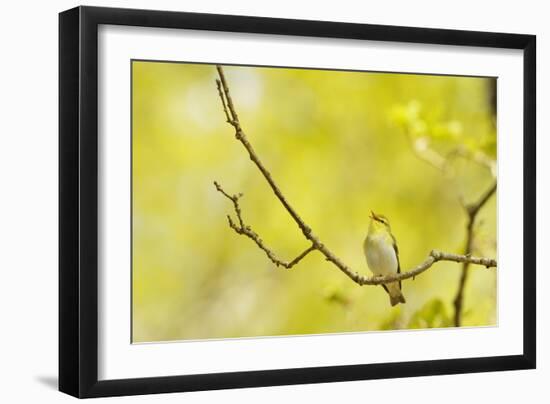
<box><xmin>59</xmin><ymin>5</ymin><xmax>536</xmax><ymax>398</ymax></box>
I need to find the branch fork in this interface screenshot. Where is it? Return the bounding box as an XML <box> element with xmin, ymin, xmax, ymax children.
<box><xmin>398</xmin><ymin>94</ymin><xmax>497</xmax><ymax>325</ymax></box>
<box><xmin>213</xmin><ymin>65</ymin><xmax>497</xmax><ymax>290</ymax></box>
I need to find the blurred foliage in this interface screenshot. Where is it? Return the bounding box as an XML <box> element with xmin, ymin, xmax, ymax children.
<box><xmin>132</xmin><ymin>62</ymin><xmax>497</xmax><ymax>343</ymax></box>
<box><xmin>408</xmin><ymin>299</ymin><xmax>452</xmax><ymax>329</ymax></box>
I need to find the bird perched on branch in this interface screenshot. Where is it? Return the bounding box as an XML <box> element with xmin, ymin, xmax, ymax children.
<box><xmin>364</xmin><ymin>211</ymin><xmax>406</xmax><ymax>306</ymax></box>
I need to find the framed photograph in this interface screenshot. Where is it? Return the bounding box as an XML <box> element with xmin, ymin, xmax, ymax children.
<box><xmin>59</xmin><ymin>6</ymin><xmax>536</xmax><ymax>398</ymax></box>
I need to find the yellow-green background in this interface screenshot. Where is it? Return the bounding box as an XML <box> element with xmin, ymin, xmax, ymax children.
<box><xmin>132</xmin><ymin>61</ymin><xmax>496</xmax><ymax>343</ymax></box>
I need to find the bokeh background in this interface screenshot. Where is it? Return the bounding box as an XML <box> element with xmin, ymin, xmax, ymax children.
<box><xmin>132</xmin><ymin>61</ymin><xmax>496</xmax><ymax>343</ymax></box>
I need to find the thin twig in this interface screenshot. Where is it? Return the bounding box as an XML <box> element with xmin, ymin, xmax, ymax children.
<box><xmin>466</xmin><ymin>182</ymin><xmax>497</xmax><ymax>217</ymax></box>
<box><xmin>400</xmin><ymin>114</ymin><xmax>497</xmax><ymax>326</ymax></box>
<box><xmin>453</xmin><ymin>181</ymin><xmax>497</xmax><ymax>326</ymax></box>
<box><xmin>215</xmin><ymin>80</ymin><xmax>233</xmax><ymax>125</ymax></box>
<box><xmin>214</xmin><ymin>181</ymin><xmax>316</xmax><ymax>269</ymax></box>
<box><xmin>214</xmin><ymin>65</ymin><xmax>497</xmax><ymax>288</ymax></box>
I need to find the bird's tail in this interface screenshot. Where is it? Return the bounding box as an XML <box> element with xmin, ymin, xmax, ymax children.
<box><xmin>390</xmin><ymin>292</ymin><xmax>406</xmax><ymax>306</ymax></box>
<box><xmin>388</xmin><ymin>283</ymin><xmax>406</xmax><ymax>306</ymax></box>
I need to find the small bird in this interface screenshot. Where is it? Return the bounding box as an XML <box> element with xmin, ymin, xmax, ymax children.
<box><xmin>363</xmin><ymin>211</ymin><xmax>406</xmax><ymax>306</ymax></box>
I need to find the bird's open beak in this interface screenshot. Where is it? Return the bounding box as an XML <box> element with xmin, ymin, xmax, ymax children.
<box><xmin>369</xmin><ymin>210</ymin><xmax>376</xmax><ymax>220</ymax></box>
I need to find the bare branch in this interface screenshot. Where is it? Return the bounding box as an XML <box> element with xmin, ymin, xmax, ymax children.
<box><xmin>215</xmin><ymin>178</ymin><xmax>495</xmax><ymax>284</ymax></box>
<box><xmin>215</xmin><ymin>65</ymin><xmax>367</xmax><ymax>283</ymax></box>
<box><xmin>213</xmin><ymin>65</ymin><xmax>497</xmax><ymax>290</ymax></box>
<box><xmin>357</xmin><ymin>250</ymin><xmax>495</xmax><ymax>285</ymax></box>
<box><xmin>216</xmin><ymin>67</ymin><xmax>239</xmax><ymax>125</ymax></box>
<box><xmin>431</xmin><ymin>250</ymin><xmax>496</xmax><ymax>267</ymax></box>
<box><xmin>399</xmin><ymin>107</ymin><xmax>497</xmax><ymax>326</ymax></box>
<box><xmin>466</xmin><ymin>181</ymin><xmax>497</xmax><ymax>218</ymax></box>
<box><xmin>453</xmin><ymin>180</ymin><xmax>497</xmax><ymax>326</ymax></box>
<box><xmin>215</xmin><ymin>79</ymin><xmax>233</xmax><ymax>125</ymax></box>
<box><xmin>408</xmin><ymin>142</ymin><xmax>497</xmax><ymax>326</ymax></box>
<box><xmin>214</xmin><ymin>181</ymin><xmax>316</xmax><ymax>269</ymax></box>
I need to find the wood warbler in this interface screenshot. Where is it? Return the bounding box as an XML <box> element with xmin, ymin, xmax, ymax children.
<box><xmin>363</xmin><ymin>211</ymin><xmax>406</xmax><ymax>306</ymax></box>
